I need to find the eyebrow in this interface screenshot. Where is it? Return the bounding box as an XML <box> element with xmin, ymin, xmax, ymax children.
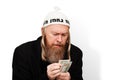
<box><xmin>52</xmin><ymin>31</ymin><xmax>69</xmax><ymax>34</ymax></box>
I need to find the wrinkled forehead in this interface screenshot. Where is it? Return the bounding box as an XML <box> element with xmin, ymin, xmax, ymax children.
<box><xmin>44</xmin><ymin>24</ymin><xmax>69</xmax><ymax>33</ymax></box>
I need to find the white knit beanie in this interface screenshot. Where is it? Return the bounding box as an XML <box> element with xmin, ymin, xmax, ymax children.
<box><xmin>43</xmin><ymin>7</ymin><xmax>70</xmax><ymax>27</ymax></box>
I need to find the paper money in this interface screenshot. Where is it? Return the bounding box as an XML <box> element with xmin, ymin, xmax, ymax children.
<box><xmin>59</xmin><ymin>60</ymin><xmax>72</xmax><ymax>72</ymax></box>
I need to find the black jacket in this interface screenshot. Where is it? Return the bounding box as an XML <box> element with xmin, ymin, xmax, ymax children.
<box><xmin>12</xmin><ymin>37</ymin><xmax>83</xmax><ymax>80</ymax></box>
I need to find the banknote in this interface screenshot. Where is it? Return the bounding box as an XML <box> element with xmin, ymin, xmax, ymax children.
<box><xmin>59</xmin><ymin>60</ymin><xmax>72</xmax><ymax>72</ymax></box>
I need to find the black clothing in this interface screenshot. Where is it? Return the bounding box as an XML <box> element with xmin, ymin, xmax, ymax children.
<box><xmin>12</xmin><ymin>37</ymin><xmax>83</xmax><ymax>80</ymax></box>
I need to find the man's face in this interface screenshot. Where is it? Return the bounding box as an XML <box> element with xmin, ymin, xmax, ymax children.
<box><xmin>43</xmin><ymin>24</ymin><xmax>69</xmax><ymax>49</ymax></box>
<box><xmin>42</xmin><ymin>24</ymin><xmax>69</xmax><ymax>63</ymax></box>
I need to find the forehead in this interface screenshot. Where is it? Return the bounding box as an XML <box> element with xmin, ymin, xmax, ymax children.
<box><xmin>45</xmin><ymin>24</ymin><xmax>69</xmax><ymax>33</ymax></box>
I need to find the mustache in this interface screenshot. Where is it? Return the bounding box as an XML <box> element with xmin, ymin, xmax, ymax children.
<box><xmin>53</xmin><ymin>44</ymin><xmax>64</xmax><ymax>47</ymax></box>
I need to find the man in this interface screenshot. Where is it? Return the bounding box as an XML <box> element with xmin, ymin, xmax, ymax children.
<box><xmin>12</xmin><ymin>8</ymin><xmax>83</xmax><ymax>80</ymax></box>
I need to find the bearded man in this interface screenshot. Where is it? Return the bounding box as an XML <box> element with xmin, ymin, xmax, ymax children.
<box><xmin>12</xmin><ymin>8</ymin><xmax>83</xmax><ymax>80</ymax></box>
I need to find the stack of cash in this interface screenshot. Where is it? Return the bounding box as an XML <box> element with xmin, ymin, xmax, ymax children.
<box><xmin>59</xmin><ymin>60</ymin><xmax>72</xmax><ymax>72</ymax></box>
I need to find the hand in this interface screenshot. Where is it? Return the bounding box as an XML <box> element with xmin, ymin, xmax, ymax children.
<box><xmin>47</xmin><ymin>63</ymin><xmax>61</xmax><ymax>80</ymax></box>
<box><xmin>56</xmin><ymin>72</ymin><xmax>71</xmax><ymax>80</ymax></box>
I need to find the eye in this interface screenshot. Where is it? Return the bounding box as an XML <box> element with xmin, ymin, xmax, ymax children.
<box><xmin>53</xmin><ymin>33</ymin><xmax>59</xmax><ymax>36</ymax></box>
<box><xmin>62</xmin><ymin>33</ymin><xmax>68</xmax><ymax>37</ymax></box>
<box><xmin>62</xmin><ymin>34</ymin><xmax>66</xmax><ymax>36</ymax></box>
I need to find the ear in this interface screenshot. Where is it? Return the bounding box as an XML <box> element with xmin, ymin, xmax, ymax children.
<box><xmin>41</xmin><ymin>27</ymin><xmax>45</xmax><ymax>35</ymax></box>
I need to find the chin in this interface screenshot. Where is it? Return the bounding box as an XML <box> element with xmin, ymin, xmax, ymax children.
<box><xmin>53</xmin><ymin>45</ymin><xmax>62</xmax><ymax>48</ymax></box>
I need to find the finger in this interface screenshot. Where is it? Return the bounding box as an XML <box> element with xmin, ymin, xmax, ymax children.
<box><xmin>47</xmin><ymin>63</ymin><xmax>61</xmax><ymax>71</ymax></box>
<box><xmin>48</xmin><ymin>70</ymin><xmax>61</xmax><ymax>79</ymax></box>
<box><xmin>60</xmin><ymin>72</ymin><xmax>69</xmax><ymax>77</ymax></box>
<box><xmin>52</xmin><ymin>71</ymin><xmax>61</xmax><ymax>77</ymax></box>
<box><xmin>48</xmin><ymin>69</ymin><xmax>60</xmax><ymax>76</ymax></box>
<box><xmin>52</xmin><ymin>69</ymin><xmax>61</xmax><ymax>75</ymax></box>
<box><xmin>51</xmin><ymin>63</ymin><xmax>61</xmax><ymax>67</ymax></box>
<box><xmin>49</xmin><ymin>73</ymin><xmax>60</xmax><ymax>80</ymax></box>
<box><xmin>47</xmin><ymin>68</ymin><xmax>61</xmax><ymax>76</ymax></box>
<box><xmin>57</xmin><ymin>72</ymin><xmax>70</xmax><ymax>80</ymax></box>
<box><xmin>52</xmin><ymin>66</ymin><xmax>61</xmax><ymax>71</ymax></box>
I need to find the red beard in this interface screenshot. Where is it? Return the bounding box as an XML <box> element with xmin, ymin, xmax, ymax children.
<box><xmin>43</xmin><ymin>35</ymin><xmax>66</xmax><ymax>63</ymax></box>
<box><xmin>45</xmin><ymin>43</ymin><xmax>65</xmax><ymax>63</ymax></box>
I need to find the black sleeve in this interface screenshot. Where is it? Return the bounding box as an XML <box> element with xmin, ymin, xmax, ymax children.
<box><xmin>69</xmin><ymin>46</ymin><xmax>83</xmax><ymax>80</ymax></box>
<box><xmin>12</xmin><ymin>45</ymin><xmax>49</xmax><ymax>80</ymax></box>
<box><xmin>12</xmin><ymin>47</ymin><xmax>32</xmax><ymax>80</ymax></box>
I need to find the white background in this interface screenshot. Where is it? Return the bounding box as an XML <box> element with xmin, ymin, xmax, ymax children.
<box><xmin>0</xmin><ymin>0</ymin><xmax>120</xmax><ymax>80</ymax></box>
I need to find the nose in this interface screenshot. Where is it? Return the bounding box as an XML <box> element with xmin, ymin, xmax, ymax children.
<box><xmin>57</xmin><ymin>35</ymin><xmax>62</xmax><ymax>42</ymax></box>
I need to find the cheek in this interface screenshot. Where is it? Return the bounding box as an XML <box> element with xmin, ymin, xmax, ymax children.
<box><xmin>45</xmin><ymin>35</ymin><xmax>55</xmax><ymax>46</ymax></box>
<box><xmin>63</xmin><ymin>38</ymin><xmax>67</xmax><ymax>44</ymax></box>
<box><xmin>62</xmin><ymin>37</ymin><xmax>68</xmax><ymax>44</ymax></box>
